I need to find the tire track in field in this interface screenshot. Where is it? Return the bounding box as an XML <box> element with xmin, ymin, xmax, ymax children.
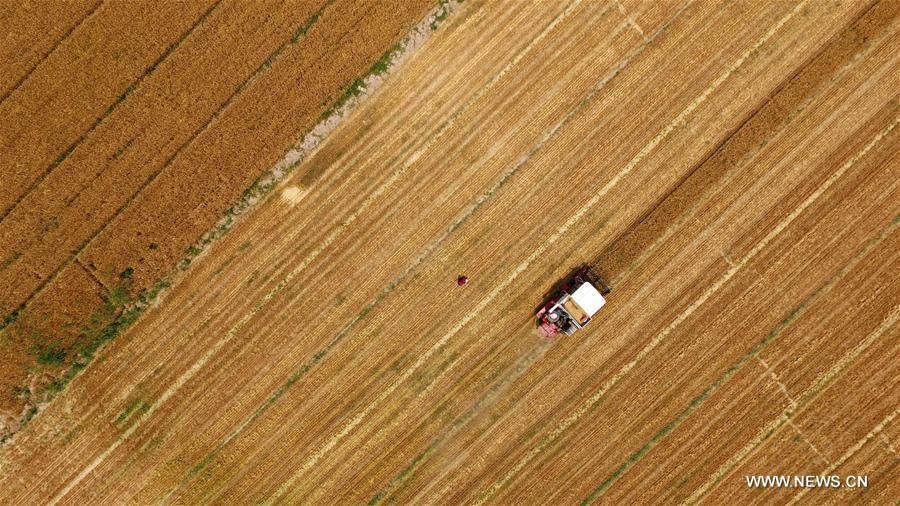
<box><xmin>0</xmin><ymin>0</ymin><xmax>221</xmax><ymax>224</ymax></box>
<box><xmin>787</xmin><ymin>404</ymin><xmax>900</xmax><ymax>505</ymax></box>
<box><xmin>472</xmin><ymin>15</ymin><xmax>892</xmax><ymax>502</ymax></box>
<box><xmin>40</xmin><ymin>0</ymin><xmax>530</xmax><ymax>500</ymax></box>
<box><xmin>0</xmin><ymin>0</ymin><xmax>105</xmax><ymax>106</ymax></box>
<box><xmin>273</xmin><ymin>2</ymin><xmax>806</xmax><ymax>502</ymax></box>
<box><xmin>391</xmin><ymin>3</ymin><xmax>893</xmax><ymax>498</ymax></box>
<box><xmin>581</xmin><ymin>209</ymin><xmax>900</xmax><ymax>504</ymax></box>
<box><xmin>164</xmin><ymin>1</ymin><xmax>605</xmax><ymax>498</ymax></box>
<box><xmin>688</xmin><ymin>301</ymin><xmax>900</xmax><ymax>504</ymax></box>
<box><xmin>484</xmin><ymin>114</ymin><xmax>897</xmax><ymax>503</ymax></box>
<box><xmin>369</xmin><ymin>337</ymin><xmax>553</xmax><ymax>505</ymax></box>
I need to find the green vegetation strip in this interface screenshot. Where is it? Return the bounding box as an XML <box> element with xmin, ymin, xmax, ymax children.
<box><xmin>115</xmin><ymin>398</ymin><xmax>150</xmax><ymax>427</ymax></box>
<box><xmin>369</xmin><ymin>447</ymin><xmax>432</xmax><ymax>506</ymax></box>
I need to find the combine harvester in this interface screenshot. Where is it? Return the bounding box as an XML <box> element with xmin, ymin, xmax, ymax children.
<box><xmin>536</xmin><ymin>266</ymin><xmax>610</xmax><ymax>337</ymax></box>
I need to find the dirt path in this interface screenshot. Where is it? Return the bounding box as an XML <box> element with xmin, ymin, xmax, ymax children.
<box><xmin>0</xmin><ymin>0</ymin><xmax>895</xmax><ymax>503</ymax></box>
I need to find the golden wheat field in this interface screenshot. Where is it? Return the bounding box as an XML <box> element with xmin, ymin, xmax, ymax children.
<box><xmin>1</xmin><ymin>0</ymin><xmax>897</xmax><ymax>504</ymax></box>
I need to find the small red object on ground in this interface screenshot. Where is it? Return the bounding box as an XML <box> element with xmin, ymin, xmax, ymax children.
<box><xmin>457</xmin><ymin>275</ymin><xmax>468</xmax><ymax>286</ymax></box>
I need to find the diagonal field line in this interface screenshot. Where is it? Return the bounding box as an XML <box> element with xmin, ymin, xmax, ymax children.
<box><xmin>268</xmin><ymin>1</ymin><xmax>814</xmax><ymax>503</ymax></box>
<box><xmin>0</xmin><ymin>0</ymin><xmax>222</xmax><ymax>224</ymax></box>
<box><xmin>687</xmin><ymin>302</ymin><xmax>900</xmax><ymax>505</ymax></box>
<box><xmin>45</xmin><ymin>1</ymin><xmax>577</xmax><ymax>503</ymax></box>
<box><xmin>471</xmin><ymin>1</ymin><xmax>846</xmax><ymax>501</ymax></box>
<box><xmin>787</xmin><ymin>408</ymin><xmax>900</xmax><ymax>505</ymax></box>
<box><xmin>482</xmin><ymin>114</ymin><xmax>898</xmax><ymax>503</ymax></box>
<box><xmin>578</xmin><ymin>210</ymin><xmax>900</xmax><ymax>504</ymax></box>
<box><xmin>0</xmin><ymin>0</ymin><xmax>106</xmax><ymax>106</ymax></box>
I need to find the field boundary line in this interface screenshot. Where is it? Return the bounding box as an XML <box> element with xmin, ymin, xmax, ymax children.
<box><xmin>470</xmin><ymin>1</ymin><xmax>818</xmax><ymax>501</ymax></box>
<box><xmin>176</xmin><ymin>1</ymin><xmax>698</xmax><ymax>499</ymax></box>
<box><xmin>276</xmin><ymin>0</ymin><xmax>803</xmax><ymax>500</ymax></box>
<box><xmin>2</xmin><ymin>0</ymin><xmax>459</xmax><ymax>466</ymax></box>
<box><xmin>0</xmin><ymin>0</ymin><xmax>106</xmax><ymax>106</ymax></box>
<box><xmin>576</xmin><ymin>206</ymin><xmax>899</xmax><ymax>503</ymax></box>
<box><xmin>524</xmin><ymin>115</ymin><xmax>898</xmax><ymax>504</ymax></box>
<box><xmin>37</xmin><ymin>1</ymin><xmax>471</xmax><ymax>502</ymax></box>
<box><xmin>789</xmin><ymin>406</ymin><xmax>899</xmax><ymax>504</ymax></box>
<box><xmin>0</xmin><ymin>0</ymin><xmax>221</xmax><ymax>224</ymax></box>
<box><xmin>686</xmin><ymin>302</ymin><xmax>900</xmax><ymax>504</ymax></box>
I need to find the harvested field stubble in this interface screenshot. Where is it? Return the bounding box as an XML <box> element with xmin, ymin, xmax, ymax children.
<box><xmin>595</xmin><ymin>154</ymin><xmax>900</xmax><ymax>505</ymax></box>
<box><xmin>0</xmin><ymin>0</ymin><xmax>897</xmax><ymax>503</ymax></box>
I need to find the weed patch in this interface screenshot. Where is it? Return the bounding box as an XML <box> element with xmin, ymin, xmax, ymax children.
<box><xmin>36</xmin><ymin>346</ymin><xmax>67</xmax><ymax>365</ymax></box>
<box><xmin>116</xmin><ymin>398</ymin><xmax>150</xmax><ymax>426</ymax></box>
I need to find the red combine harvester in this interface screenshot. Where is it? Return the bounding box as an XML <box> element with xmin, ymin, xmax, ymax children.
<box><xmin>536</xmin><ymin>266</ymin><xmax>611</xmax><ymax>337</ymax></box>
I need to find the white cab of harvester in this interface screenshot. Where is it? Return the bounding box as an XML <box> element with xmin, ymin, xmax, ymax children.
<box><xmin>536</xmin><ymin>266</ymin><xmax>610</xmax><ymax>337</ymax></box>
